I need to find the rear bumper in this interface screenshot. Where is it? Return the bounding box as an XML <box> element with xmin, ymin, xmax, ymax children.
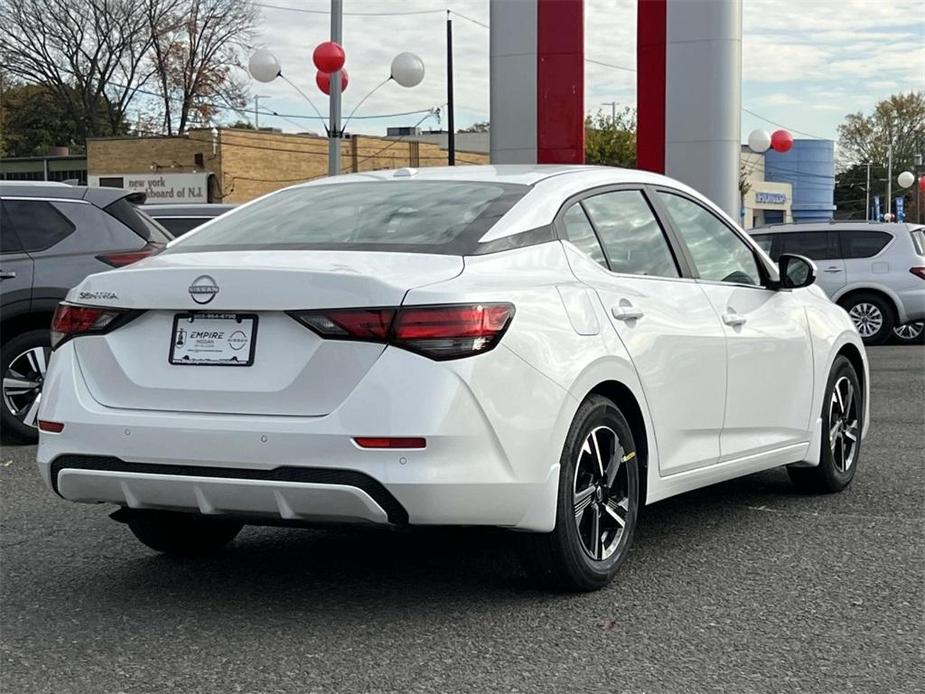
<box><xmin>896</xmin><ymin>285</ymin><xmax>925</xmax><ymax>323</ymax></box>
<box><xmin>37</xmin><ymin>342</ymin><xmax>572</xmax><ymax>532</ymax></box>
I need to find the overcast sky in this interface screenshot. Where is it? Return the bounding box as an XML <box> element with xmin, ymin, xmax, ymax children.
<box><xmin>243</xmin><ymin>0</ymin><xmax>925</xmax><ymax>143</ymax></box>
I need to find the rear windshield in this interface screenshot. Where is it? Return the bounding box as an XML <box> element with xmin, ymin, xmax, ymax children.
<box><xmin>105</xmin><ymin>197</ymin><xmax>173</xmax><ymax>243</ymax></box>
<box><xmin>166</xmin><ymin>181</ymin><xmax>528</xmax><ymax>255</ymax></box>
<box><xmin>911</xmin><ymin>228</ymin><xmax>925</xmax><ymax>255</ymax></box>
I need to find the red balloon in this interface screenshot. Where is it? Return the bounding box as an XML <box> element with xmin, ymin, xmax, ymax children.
<box><xmin>919</xmin><ymin>176</ymin><xmax>925</xmax><ymax>192</ymax></box>
<box><xmin>313</xmin><ymin>41</ymin><xmax>345</xmax><ymax>73</ymax></box>
<box><xmin>316</xmin><ymin>69</ymin><xmax>348</xmax><ymax>95</ymax></box>
<box><xmin>770</xmin><ymin>129</ymin><xmax>793</xmax><ymax>153</ymax></box>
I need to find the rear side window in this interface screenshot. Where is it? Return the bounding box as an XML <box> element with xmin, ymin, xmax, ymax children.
<box><xmin>105</xmin><ymin>198</ymin><xmax>172</xmax><ymax>243</ymax></box>
<box><xmin>0</xmin><ymin>203</ymin><xmax>24</xmax><ymax>253</ymax></box>
<box><xmin>2</xmin><ymin>199</ymin><xmax>75</xmax><ymax>252</ymax></box>
<box><xmin>837</xmin><ymin>231</ymin><xmax>891</xmax><ymax>259</ymax></box>
<box><xmin>581</xmin><ymin>190</ymin><xmax>680</xmax><ymax>278</ymax></box>
<box><xmin>156</xmin><ymin>217</ymin><xmax>206</xmax><ymax>237</ymax></box>
<box><xmin>778</xmin><ymin>231</ymin><xmax>835</xmax><ymax>260</ymax></box>
<box><xmin>910</xmin><ymin>228</ymin><xmax>925</xmax><ymax>255</ymax></box>
<box><xmin>561</xmin><ymin>204</ymin><xmax>607</xmax><ymax>268</ymax></box>
<box><xmin>169</xmin><ymin>181</ymin><xmax>527</xmax><ymax>255</ymax></box>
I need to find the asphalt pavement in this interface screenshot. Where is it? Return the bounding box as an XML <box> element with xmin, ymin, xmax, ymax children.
<box><xmin>1</xmin><ymin>346</ymin><xmax>922</xmax><ymax>694</ymax></box>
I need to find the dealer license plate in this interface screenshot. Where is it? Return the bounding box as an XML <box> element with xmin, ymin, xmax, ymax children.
<box><xmin>169</xmin><ymin>313</ymin><xmax>257</xmax><ymax>366</ymax></box>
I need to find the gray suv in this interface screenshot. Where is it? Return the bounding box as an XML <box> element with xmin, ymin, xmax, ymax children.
<box><xmin>750</xmin><ymin>222</ymin><xmax>925</xmax><ymax>345</ymax></box>
<box><xmin>1</xmin><ymin>183</ymin><xmax>171</xmax><ymax>442</ymax></box>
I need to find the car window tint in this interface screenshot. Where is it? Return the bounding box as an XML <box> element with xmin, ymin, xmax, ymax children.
<box><xmin>911</xmin><ymin>229</ymin><xmax>925</xmax><ymax>255</ymax></box>
<box><xmin>778</xmin><ymin>231</ymin><xmax>833</xmax><ymax>260</ymax></box>
<box><xmin>751</xmin><ymin>234</ymin><xmax>775</xmax><ymax>257</ymax></box>
<box><xmin>581</xmin><ymin>191</ymin><xmax>679</xmax><ymax>278</ymax></box>
<box><xmin>105</xmin><ymin>198</ymin><xmax>172</xmax><ymax>243</ymax></box>
<box><xmin>657</xmin><ymin>192</ymin><xmax>760</xmax><ymax>286</ymax></box>
<box><xmin>2</xmin><ymin>199</ymin><xmax>75</xmax><ymax>252</ymax></box>
<box><xmin>157</xmin><ymin>217</ymin><xmax>205</xmax><ymax>237</ymax></box>
<box><xmin>0</xmin><ymin>202</ymin><xmax>25</xmax><ymax>253</ymax></box>
<box><xmin>168</xmin><ymin>182</ymin><xmax>528</xmax><ymax>255</ymax></box>
<box><xmin>561</xmin><ymin>204</ymin><xmax>608</xmax><ymax>268</ymax></box>
<box><xmin>838</xmin><ymin>231</ymin><xmax>891</xmax><ymax>259</ymax></box>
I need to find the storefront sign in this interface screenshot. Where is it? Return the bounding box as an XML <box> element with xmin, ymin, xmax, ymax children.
<box><xmin>88</xmin><ymin>173</ymin><xmax>209</xmax><ymax>203</ymax></box>
<box><xmin>755</xmin><ymin>191</ymin><xmax>787</xmax><ymax>205</ymax></box>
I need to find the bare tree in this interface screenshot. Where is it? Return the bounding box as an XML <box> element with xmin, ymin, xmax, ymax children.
<box><xmin>147</xmin><ymin>0</ymin><xmax>257</xmax><ymax>135</ymax></box>
<box><xmin>0</xmin><ymin>0</ymin><xmax>163</xmax><ymax>140</ymax></box>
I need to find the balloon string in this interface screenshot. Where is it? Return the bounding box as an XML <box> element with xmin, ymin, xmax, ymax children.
<box><xmin>280</xmin><ymin>74</ymin><xmax>328</xmax><ymax>127</ymax></box>
<box><xmin>341</xmin><ymin>77</ymin><xmax>392</xmax><ymax>133</ymax></box>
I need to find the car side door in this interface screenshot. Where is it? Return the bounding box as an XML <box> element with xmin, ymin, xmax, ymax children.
<box><xmin>0</xmin><ymin>201</ymin><xmax>35</xmax><ymax>320</ymax></box>
<box><xmin>558</xmin><ymin>187</ymin><xmax>727</xmax><ymax>476</ymax></box>
<box><xmin>653</xmin><ymin>189</ymin><xmax>815</xmax><ymax>461</ymax></box>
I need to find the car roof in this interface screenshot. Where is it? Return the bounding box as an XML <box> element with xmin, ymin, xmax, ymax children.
<box><xmin>140</xmin><ymin>203</ymin><xmax>236</xmax><ymax>216</ymax></box>
<box><xmin>0</xmin><ymin>182</ymin><xmax>142</xmax><ymax>207</ymax></box>
<box><xmin>751</xmin><ymin>221</ymin><xmax>920</xmax><ymax>234</ymax></box>
<box><xmin>296</xmin><ymin>164</ymin><xmax>684</xmax><ymax>188</ymax></box>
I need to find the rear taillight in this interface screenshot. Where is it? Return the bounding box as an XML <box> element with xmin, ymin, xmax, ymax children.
<box><xmin>910</xmin><ymin>267</ymin><xmax>925</xmax><ymax>281</ymax></box>
<box><xmin>354</xmin><ymin>437</ymin><xmax>426</xmax><ymax>449</ymax></box>
<box><xmin>96</xmin><ymin>242</ymin><xmax>163</xmax><ymax>267</ymax></box>
<box><xmin>50</xmin><ymin>304</ymin><xmax>127</xmax><ymax>349</ymax></box>
<box><xmin>290</xmin><ymin>303</ymin><xmax>515</xmax><ymax>360</ymax></box>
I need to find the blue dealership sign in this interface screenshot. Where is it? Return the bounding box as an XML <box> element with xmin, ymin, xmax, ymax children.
<box><xmin>873</xmin><ymin>195</ymin><xmax>881</xmax><ymax>221</ymax></box>
<box><xmin>895</xmin><ymin>197</ymin><xmax>905</xmax><ymax>222</ymax></box>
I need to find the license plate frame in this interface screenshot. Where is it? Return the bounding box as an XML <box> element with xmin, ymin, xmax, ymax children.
<box><xmin>169</xmin><ymin>312</ymin><xmax>258</xmax><ymax>367</ymax></box>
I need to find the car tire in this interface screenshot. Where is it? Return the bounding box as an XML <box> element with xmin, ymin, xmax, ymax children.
<box><xmin>1</xmin><ymin>329</ymin><xmax>52</xmax><ymax>444</ymax></box>
<box><xmin>788</xmin><ymin>355</ymin><xmax>862</xmax><ymax>494</ymax></box>
<box><xmin>521</xmin><ymin>395</ymin><xmax>639</xmax><ymax>592</ymax></box>
<box><xmin>126</xmin><ymin>511</ymin><xmax>243</xmax><ymax>556</ymax></box>
<box><xmin>892</xmin><ymin>321</ymin><xmax>924</xmax><ymax>344</ymax></box>
<box><xmin>840</xmin><ymin>293</ymin><xmax>894</xmax><ymax>346</ymax></box>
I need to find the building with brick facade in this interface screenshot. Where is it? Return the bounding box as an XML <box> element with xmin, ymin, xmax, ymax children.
<box><xmin>86</xmin><ymin>128</ymin><xmax>489</xmax><ymax>204</ymax></box>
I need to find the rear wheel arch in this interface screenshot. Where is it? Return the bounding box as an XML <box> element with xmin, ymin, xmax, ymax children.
<box><xmin>586</xmin><ymin>380</ymin><xmax>650</xmax><ymax>505</ymax></box>
<box><xmin>835</xmin><ymin>287</ymin><xmax>899</xmax><ymax>323</ymax></box>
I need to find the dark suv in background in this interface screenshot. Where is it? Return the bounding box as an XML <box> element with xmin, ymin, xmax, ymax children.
<box><xmin>1</xmin><ymin>183</ymin><xmax>171</xmax><ymax>442</ymax></box>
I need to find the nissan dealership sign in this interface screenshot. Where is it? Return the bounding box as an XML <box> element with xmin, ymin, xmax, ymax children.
<box><xmin>88</xmin><ymin>172</ymin><xmax>210</xmax><ymax>203</ymax></box>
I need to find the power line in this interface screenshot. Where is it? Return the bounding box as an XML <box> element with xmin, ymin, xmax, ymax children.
<box><xmin>585</xmin><ymin>58</ymin><xmax>635</xmax><ymax>73</ymax></box>
<box><xmin>741</xmin><ymin>107</ymin><xmax>827</xmax><ymax>140</ymax></box>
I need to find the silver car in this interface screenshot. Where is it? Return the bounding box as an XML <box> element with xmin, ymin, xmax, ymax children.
<box><xmin>750</xmin><ymin>222</ymin><xmax>925</xmax><ymax>345</ymax></box>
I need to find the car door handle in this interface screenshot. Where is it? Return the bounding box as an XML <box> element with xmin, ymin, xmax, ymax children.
<box><xmin>823</xmin><ymin>267</ymin><xmax>843</xmax><ymax>273</ymax></box>
<box><xmin>0</xmin><ymin>271</ymin><xmax>16</xmax><ymax>280</ymax></box>
<box><xmin>611</xmin><ymin>305</ymin><xmax>644</xmax><ymax>321</ymax></box>
<box><xmin>722</xmin><ymin>312</ymin><xmax>747</xmax><ymax>327</ymax></box>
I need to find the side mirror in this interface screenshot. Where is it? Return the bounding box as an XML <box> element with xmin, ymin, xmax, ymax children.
<box><xmin>779</xmin><ymin>253</ymin><xmax>816</xmax><ymax>289</ymax></box>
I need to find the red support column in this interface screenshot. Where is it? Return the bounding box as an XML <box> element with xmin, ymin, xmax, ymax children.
<box><xmin>636</xmin><ymin>0</ymin><xmax>667</xmax><ymax>173</ymax></box>
<box><xmin>536</xmin><ymin>0</ymin><xmax>584</xmax><ymax>164</ymax></box>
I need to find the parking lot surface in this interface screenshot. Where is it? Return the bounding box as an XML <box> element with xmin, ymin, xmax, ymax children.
<box><xmin>1</xmin><ymin>346</ymin><xmax>922</xmax><ymax>693</ymax></box>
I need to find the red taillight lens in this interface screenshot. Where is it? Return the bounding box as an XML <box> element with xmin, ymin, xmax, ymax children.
<box><xmin>297</xmin><ymin>309</ymin><xmax>395</xmax><ymax>340</ymax></box>
<box><xmin>50</xmin><ymin>304</ymin><xmax>124</xmax><ymax>348</ymax></box>
<box><xmin>96</xmin><ymin>242</ymin><xmax>163</xmax><ymax>267</ymax></box>
<box><xmin>290</xmin><ymin>303</ymin><xmax>515</xmax><ymax>360</ymax></box>
<box><xmin>910</xmin><ymin>267</ymin><xmax>925</xmax><ymax>281</ymax></box>
<box><xmin>354</xmin><ymin>437</ymin><xmax>426</xmax><ymax>449</ymax></box>
<box><xmin>38</xmin><ymin>420</ymin><xmax>65</xmax><ymax>433</ymax></box>
<box><xmin>392</xmin><ymin>304</ymin><xmax>515</xmax><ymax>359</ymax></box>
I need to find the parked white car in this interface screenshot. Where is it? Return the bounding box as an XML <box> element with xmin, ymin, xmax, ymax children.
<box><xmin>37</xmin><ymin>166</ymin><xmax>869</xmax><ymax>591</ymax></box>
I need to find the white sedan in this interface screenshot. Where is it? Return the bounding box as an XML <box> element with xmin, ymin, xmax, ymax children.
<box><xmin>37</xmin><ymin>165</ymin><xmax>868</xmax><ymax>591</ymax></box>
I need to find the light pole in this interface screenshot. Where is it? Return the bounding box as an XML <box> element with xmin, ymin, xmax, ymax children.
<box><xmin>865</xmin><ymin>162</ymin><xmax>871</xmax><ymax>221</ymax></box>
<box><xmin>447</xmin><ymin>11</ymin><xmax>455</xmax><ymax>165</ymax></box>
<box><xmin>254</xmin><ymin>95</ymin><xmax>271</xmax><ymax>129</ymax></box>
<box><xmin>886</xmin><ymin>143</ymin><xmax>893</xmax><ymax>220</ymax></box>
<box><xmin>328</xmin><ymin>0</ymin><xmax>343</xmax><ymax>177</ymax></box>
<box><xmin>601</xmin><ymin>101</ymin><xmax>617</xmax><ymax>123</ymax></box>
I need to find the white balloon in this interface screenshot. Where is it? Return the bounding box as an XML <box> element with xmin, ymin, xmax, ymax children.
<box><xmin>897</xmin><ymin>171</ymin><xmax>915</xmax><ymax>188</ymax></box>
<box><xmin>248</xmin><ymin>48</ymin><xmax>281</xmax><ymax>83</ymax></box>
<box><xmin>391</xmin><ymin>52</ymin><xmax>425</xmax><ymax>88</ymax></box>
<box><xmin>747</xmin><ymin>129</ymin><xmax>771</xmax><ymax>153</ymax></box>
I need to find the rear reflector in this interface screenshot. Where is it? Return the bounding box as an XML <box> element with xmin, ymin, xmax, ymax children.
<box><xmin>910</xmin><ymin>267</ymin><xmax>925</xmax><ymax>281</ymax></box>
<box><xmin>50</xmin><ymin>304</ymin><xmax>127</xmax><ymax>349</ymax></box>
<box><xmin>290</xmin><ymin>303</ymin><xmax>515</xmax><ymax>360</ymax></box>
<box><xmin>38</xmin><ymin>420</ymin><xmax>65</xmax><ymax>433</ymax></box>
<box><xmin>354</xmin><ymin>437</ymin><xmax>426</xmax><ymax>449</ymax></box>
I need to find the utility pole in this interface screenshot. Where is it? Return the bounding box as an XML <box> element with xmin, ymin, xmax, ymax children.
<box><xmin>865</xmin><ymin>162</ymin><xmax>871</xmax><ymax>221</ymax></box>
<box><xmin>254</xmin><ymin>95</ymin><xmax>271</xmax><ymax>129</ymax></box>
<box><xmin>446</xmin><ymin>12</ymin><xmax>455</xmax><ymax>165</ymax></box>
<box><xmin>886</xmin><ymin>143</ymin><xmax>893</xmax><ymax>220</ymax></box>
<box><xmin>328</xmin><ymin>0</ymin><xmax>343</xmax><ymax>176</ymax></box>
<box><xmin>601</xmin><ymin>101</ymin><xmax>617</xmax><ymax>123</ymax></box>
